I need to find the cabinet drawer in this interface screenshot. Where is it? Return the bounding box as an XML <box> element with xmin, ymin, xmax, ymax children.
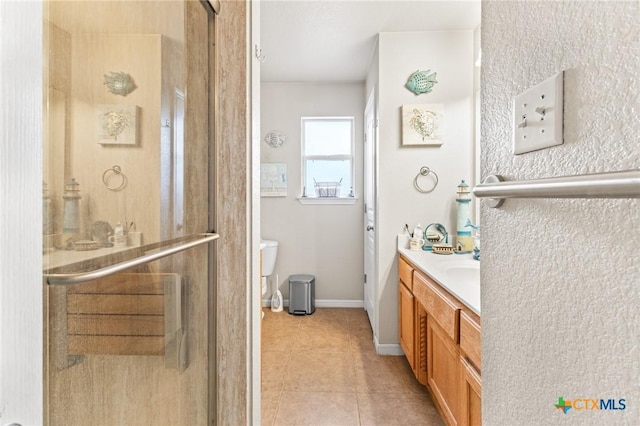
<box><xmin>398</xmin><ymin>256</ymin><xmax>414</xmax><ymax>291</ymax></box>
<box><xmin>460</xmin><ymin>310</ymin><xmax>482</xmax><ymax>371</ymax></box>
<box><xmin>413</xmin><ymin>271</ymin><xmax>461</xmax><ymax>341</ymax></box>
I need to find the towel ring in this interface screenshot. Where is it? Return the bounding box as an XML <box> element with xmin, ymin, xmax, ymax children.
<box><xmin>414</xmin><ymin>166</ymin><xmax>439</xmax><ymax>193</ymax></box>
<box><xmin>102</xmin><ymin>165</ymin><xmax>128</xmax><ymax>192</ymax></box>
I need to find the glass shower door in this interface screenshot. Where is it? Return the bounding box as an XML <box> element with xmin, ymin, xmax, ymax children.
<box><xmin>42</xmin><ymin>1</ymin><xmax>216</xmax><ymax>424</ymax></box>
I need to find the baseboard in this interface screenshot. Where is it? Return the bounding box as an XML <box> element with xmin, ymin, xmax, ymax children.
<box><xmin>315</xmin><ymin>299</ymin><xmax>364</xmax><ymax>308</ymax></box>
<box><xmin>261</xmin><ymin>299</ymin><xmax>364</xmax><ymax>308</ymax></box>
<box><xmin>373</xmin><ymin>334</ymin><xmax>404</xmax><ymax>356</ymax></box>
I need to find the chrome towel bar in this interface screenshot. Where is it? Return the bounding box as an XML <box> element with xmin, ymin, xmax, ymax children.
<box><xmin>473</xmin><ymin>169</ymin><xmax>640</xmax><ymax>208</ymax></box>
<box><xmin>45</xmin><ymin>233</ymin><xmax>219</xmax><ymax>285</ymax></box>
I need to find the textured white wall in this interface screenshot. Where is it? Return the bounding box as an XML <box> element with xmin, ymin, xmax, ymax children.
<box><xmin>375</xmin><ymin>31</ymin><xmax>475</xmax><ymax>344</ymax></box>
<box><xmin>481</xmin><ymin>1</ymin><xmax>639</xmax><ymax>425</ymax></box>
<box><xmin>260</xmin><ymin>82</ymin><xmax>365</xmax><ymax>303</ymax></box>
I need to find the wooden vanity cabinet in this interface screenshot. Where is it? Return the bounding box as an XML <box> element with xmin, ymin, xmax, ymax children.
<box><xmin>398</xmin><ymin>255</ymin><xmax>428</xmax><ymax>385</ymax></box>
<box><xmin>427</xmin><ymin>317</ymin><xmax>461</xmax><ymax>425</ymax></box>
<box><xmin>414</xmin><ymin>269</ymin><xmax>463</xmax><ymax>426</ymax></box>
<box><xmin>459</xmin><ymin>311</ymin><xmax>481</xmax><ymax>370</ymax></box>
<box><xmin>460</xmin><ymin>356</ymin><xmax>482</xmax><ymax>426</ymax></box>
<box><xmin>414</xmin><ymin>302</ymin><xmax>428</xmax><ymax>385</ymax></box>
<box><xmin>399</xmin><ymin>281</ymin><xmax>415</xmax><ymax>368</ymax></box>
<box><xmin>398</xmin><ymin>254</ymin><xmax>482</xmax><ymax>426</ymax></box>
<box><xmin>398</xmin><ymin>257</ymin><xmax>415</xmax><ymax>369</ymax></box>
<box><xmin>459</xmin><ymin>311</ymin><xmax>482</xmax><ymax>426</ymax></box>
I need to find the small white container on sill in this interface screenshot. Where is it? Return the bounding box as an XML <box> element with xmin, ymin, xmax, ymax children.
<box><xmin>127</xmin><ymin>231</ymin><xmax>143</xmax><ymax>247</ymax></box>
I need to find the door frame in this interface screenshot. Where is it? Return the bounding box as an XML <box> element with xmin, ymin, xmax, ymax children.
<box><xmin>0</xmin><ymin>1</ymin><xmax>44</xmax><ymax>424</ymax></box>
<box><xmin>249</xmin><ymin>0</ymin><xmax>262</xmax><ymax>424</ymax></box>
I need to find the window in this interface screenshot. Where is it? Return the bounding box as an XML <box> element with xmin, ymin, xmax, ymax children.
<box><xmin>301</xmin><ymin>117</ymin><xmax>355</xmax><ymax>201</ymax></box>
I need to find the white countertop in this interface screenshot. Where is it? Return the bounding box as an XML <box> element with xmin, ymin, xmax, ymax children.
<box><xmin>397</xmin><ymin>235</ymin><xmax>481</xmax><ymax>315</ymax></box>
<box><xmin>43</xmin><ymin>245</ymin><xmax>139</xmax><ymax>271</ymax></box>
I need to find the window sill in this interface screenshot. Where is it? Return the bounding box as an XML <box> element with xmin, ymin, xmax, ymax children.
<box><xmin>297</xmin><ymin>197</ymin><xmax>359</xmax><ymax>205</ymax></box>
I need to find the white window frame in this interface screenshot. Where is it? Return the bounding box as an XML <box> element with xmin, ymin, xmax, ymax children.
<box><xmin>298</xmin><ymin>116</ymin><xmax>357</xmax><ymax>205</ymax></box>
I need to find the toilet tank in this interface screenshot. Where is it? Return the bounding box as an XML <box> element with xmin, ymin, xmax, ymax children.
<box><xmin>261</xmin><ymin>240</ymin><xmax>278</xmax><ymax>277</ymax></box>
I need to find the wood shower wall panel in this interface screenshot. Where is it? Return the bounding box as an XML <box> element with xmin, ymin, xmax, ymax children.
<box><xmin>67</xmin><ymin>314</ymin><xmax>164</xmax><ymax>336</ymax></box>
<box><xmin>67</xmin><ymin>294</ymin><xmax>164</xmax><ymax>315</ymax></box>
<box><xmin>65</xmin><ymin>273</ymin><xmax>166</xmax><ymax>294</ymax></box>
<box><xmin>68</xmin><ymin>335</ymin><xmax>164</xmax><ymax>356</ymax></box>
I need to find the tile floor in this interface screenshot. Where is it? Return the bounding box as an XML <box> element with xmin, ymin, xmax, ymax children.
<box><xmin>261</xmin><ymin>307</ymin><xmax>444</xmax><ymax>426</ymax></box>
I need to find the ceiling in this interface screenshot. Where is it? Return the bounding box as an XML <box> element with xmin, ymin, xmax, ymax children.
<box><xmin>260</xmin><ymin>0</ymin><xmax>481</xmax><ymax>82</ymax></box>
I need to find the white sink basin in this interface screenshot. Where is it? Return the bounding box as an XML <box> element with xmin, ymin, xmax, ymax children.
<box><xmin>443</xmin><ymin>265</ymin><xmax>479</xmax><ymax>284</ymax></box>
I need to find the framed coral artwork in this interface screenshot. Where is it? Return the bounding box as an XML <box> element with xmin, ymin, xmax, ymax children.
<box><xmin>96</xmin><ymin>104</ymin><xmax>139</xmax><ymax>145</ymax></box>
<box><xmin>401</xmin><ymin>104</ymin><xmax>443</xmax><ymax>146</ymax></box>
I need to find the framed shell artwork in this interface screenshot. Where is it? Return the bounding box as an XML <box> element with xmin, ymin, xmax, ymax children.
<box><xmin>96</xmin><ymin>104</ymin><xmax>139</xmax><ymax>145</ymax></box>
<box><xmin>401</xmin><ymin>104</ymin><xmax>443</xmax><ymax>146</ymax></box>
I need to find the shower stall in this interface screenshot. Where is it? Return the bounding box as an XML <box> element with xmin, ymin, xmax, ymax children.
<box><xmin>41</xmin><ymin>1</ymin><xmax>218</xmax><ymax>423</ymax></box>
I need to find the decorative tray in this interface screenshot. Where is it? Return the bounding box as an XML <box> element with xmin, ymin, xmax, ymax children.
<box><xmin>73</xmin><ymin>240</ymin><xmax>100</xmax><ymax>251</ymax></box>
<box><xmin>432</xmin><ymin>244</ymin><xmax>454</xmax><ymax>255</ymax></box>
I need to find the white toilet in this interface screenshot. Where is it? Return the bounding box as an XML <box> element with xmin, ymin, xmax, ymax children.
<box><xmin>260</xmin><ymin>239</ymin><xmax>278</xmax><ymax>296</ymax></box>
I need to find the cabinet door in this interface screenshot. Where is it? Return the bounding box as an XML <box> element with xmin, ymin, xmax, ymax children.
<box><xmin>460</xmin><ymin>356</ymin><xmax>482</xmax><ymax>426</ymax></box>
<box><xmin>414</xmin><ymin>301</ymin><xmax>428</xmax><ymax>385</ymax></box>
<box><xmin>398</xmin><ymin>256</ymin><xmax>414</xmax><ymax>291</ymax></box>
<box><xmin>399</xmin><ymin>282</ymin><xmax>415</xmax><ymax>368</ymax></box>
<box><xmin>428</xmin><ymin>318</ymin><xmax>460</xmax><ymax>426</ymax></box>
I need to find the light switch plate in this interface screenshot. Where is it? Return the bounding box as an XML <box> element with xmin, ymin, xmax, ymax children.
<box><xmin>513</xmin><ymin>71</ymin><xmax>564</xmax><ymax>154</ymax></box>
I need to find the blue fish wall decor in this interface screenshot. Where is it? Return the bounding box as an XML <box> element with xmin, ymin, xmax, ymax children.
<box><xmin>405</xmin><ymin>69</ymin><xmax>438</xmax><ymax>95</ymax></box>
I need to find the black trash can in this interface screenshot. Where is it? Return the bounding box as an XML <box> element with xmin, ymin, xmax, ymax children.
<box><xmin>288</xmin><ymin>274</ymin><xmax>315</xmax><ymax>315</ymax></box>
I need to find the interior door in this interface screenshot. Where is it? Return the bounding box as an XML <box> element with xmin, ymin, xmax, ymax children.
<box><xmin>364</xmin><ymin>90</ymin><xmax>377</xmax><ymax>333</ymax></box>
<box><xmin>42</xmin><ymin>1</ymin><xmax>217</xmax><ymax>424</ymax></box>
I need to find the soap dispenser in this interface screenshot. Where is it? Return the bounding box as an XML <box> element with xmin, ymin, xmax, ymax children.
<box><xmin>412</xmin><ymin>224</ymin><xmax>423</xmax><ymax>239</ymax></box>
<box><xmin>111</xmin><ymin>222</ymin><xmax>126</xmax><ymax>248</ymax></box>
